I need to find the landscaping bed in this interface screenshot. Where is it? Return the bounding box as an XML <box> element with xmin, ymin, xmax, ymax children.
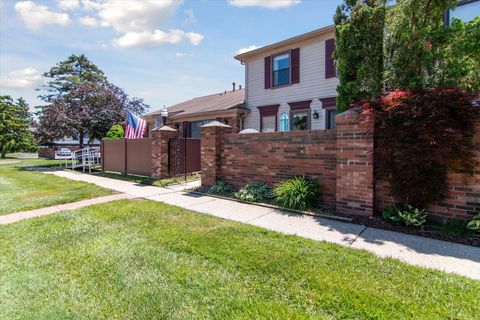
<box><xmin>1</xmin><ymin>199</ymin><xmax>478</xmax><ymax>319</ymax></box>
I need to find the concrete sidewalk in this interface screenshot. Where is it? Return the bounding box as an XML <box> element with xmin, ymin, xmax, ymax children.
<box><xmin>40</xmin><ymin>170</ymin><xmax>480</xmax><ymax>280</ymax></box>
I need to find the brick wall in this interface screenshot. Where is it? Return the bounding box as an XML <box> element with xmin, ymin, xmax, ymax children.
<box><xmin>375</xmin><ymin>123</ymin><xmax>480</xmax><ymax>222</ymax></box>
<box><xmin>201</xmin><ymin>110</ymin><xmax>479</xmax><ymax>220</ymax></box>
<box><xmin>219</xmin><ymin>129</ymin><xmax>338</xmax><ymax>207</ymax></box>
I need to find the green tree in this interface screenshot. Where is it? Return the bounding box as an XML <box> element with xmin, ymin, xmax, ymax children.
<box><xmin>334</xmin><ymin>0</ymin><xmax>386</xmax><ymax>112</ymax></box>
<box><xmin>383</xmin><ymin>0</ymin><xmax>456</xmax><ymax>90</ymax></box>
<box><xmin>0</xmin><ymin>96</ymin><xmax>35</xmax><ymax>158</ymax></box>
<box><xmin>37</xmin><ymin>54</ymin><xmax>148</xmax><ymax>148</ymax></box>
<box><xmin>106</xmin><ymin>124</ymin><xmax>124</xmax><ymax>140</ymax></box>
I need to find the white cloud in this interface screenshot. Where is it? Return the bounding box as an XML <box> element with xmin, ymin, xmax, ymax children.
<box><xmin>96</xmin><ymin>0</ymin><xmax>181</xmax><ymax>33</ymax></box>
<box><xmin>185</xmin><ymin>32</ymin><xmax>204</xmax><ymax>46</ymax></box>
<box><xmin>229</xmin><ymin>0</ymin><xmax>301</xmax><ymax>9</ymax></box>
<box><xmin>113</xmin><ymin>29</ymin><xmax>186</xmax><ymax>48</ymax></box>
<box><xmin>78</xmin><ymin>15</ymin><xmax>99</xmax><ymax>27</ymax></box>
<box><xmin>175</xmin><ymin>52</ymin><xmax>192</xmax><ymax>57</ymax></box>
<box><xmin>0</xmin><ymin>68</ymin><xmax>42</xmax><ymax>89</ymax></box>
<box><xmin>236</xmin><ymin>45</ymin><xmax>259</xmax><ymax>54</ymax></box>
<box><xmin>57</xmin><ymin>0</ymin><xmax>80</xmax><ymax>11</ymax></box>
<box><xmin>183</xmin><ymin>8</ymin><xmax>197</xmax><ymax>25</ymax></box>
<box><xmin>15</xmin><ymin>1</ymin><xmax>70</xmax><ymax>31</ymax></box>
<box><xmin>81</xmin><ymin>0</ymin><xmax>102</xmax><ymax>11</ymax></box>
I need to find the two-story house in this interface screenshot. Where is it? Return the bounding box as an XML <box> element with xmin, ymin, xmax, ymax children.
<box><xmin>234</xmin><ymin>25</ymin><xmax>338</xmax><ymax>133</ymax></box>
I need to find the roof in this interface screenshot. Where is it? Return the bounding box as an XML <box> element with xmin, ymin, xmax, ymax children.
<box><xmin>145</xmin><ymin>89</ymin><xmax>246</xmax><ymax>119</ymax></box>
<box><xmin>234</xmin><ymin>24</ymin><xmax>335</xmax><ymax>62</ymax></box>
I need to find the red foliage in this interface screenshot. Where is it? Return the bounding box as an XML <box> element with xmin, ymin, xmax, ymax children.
<box><xmin>362</xmin><ymin>87</ymin><xmax>479</xmax><ymax>207</ymax></box>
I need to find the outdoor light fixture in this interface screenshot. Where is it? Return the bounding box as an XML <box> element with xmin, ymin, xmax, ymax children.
<box><xmin>313</xmin><ymin>110</ymin><xmax>319</xmax><ymax>119</ymax></box>
<box><xmin>161</xmin><ymin>105</ymin><xmax>168</xmax><ymax>125</ymax></box>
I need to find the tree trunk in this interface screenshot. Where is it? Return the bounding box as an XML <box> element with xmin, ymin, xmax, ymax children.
<box><xmin>79</xmin><ymin>131</ymin><xmax>84</xmax><ymax>149</ymax></box>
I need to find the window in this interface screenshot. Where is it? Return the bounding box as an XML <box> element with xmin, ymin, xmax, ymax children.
<box><xmin>326</xmin><ymin>109</ymin><xmax>336</xmax><ymax>129</ymax></box>
<box><xmin>445</xmin><ymin>0</ymin><xmax>480</xmax><ymax>25</ymax></box>
<box><xmin>291</xmin><ymin>110</ymin><xmax>309</xmax><ymax>130</ymax></box>
<box><xmin>258</xmin><ymin>104</ymin><xmax>279</xmax><ymax>132</ymax></box>
<box><xmin>272</xmin><ymin>53</ymin><xmax>290</xmax><ymax>87</ymax></box>
<box><xmin>188</xmin><ymin>120</ymin><xmax>213</xmax><ymax>138</ymax></box>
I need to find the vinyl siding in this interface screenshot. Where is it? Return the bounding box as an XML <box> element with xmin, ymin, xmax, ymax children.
<box><xmin>242</xmin><ymin>31</ymin><xmax>339</xmax><ymax>131</ymax></box>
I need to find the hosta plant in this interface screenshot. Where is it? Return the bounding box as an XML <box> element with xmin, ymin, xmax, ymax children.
<box><xmin>208</xmin><ymin>181</ymin><xmax>234</xmax><ymax>195</ymax></box>
<box><xmin>234</xmin><ymin>183</ymin><xmax>273</xmax><ymax>203</ymax></box>
<box><xmin>274</xmin><ymin>177</ymin><xmax>320</xmax><ymax>211</ymax></box>
<box><xmin>466</xmin><ymin>214</ymin><xmax>480</xmax><ymax>232</ymax></box>
<box><xmin>383</xmin><ymin>204</ymin><xmax>427</xmax><ymax>227</ymax></box>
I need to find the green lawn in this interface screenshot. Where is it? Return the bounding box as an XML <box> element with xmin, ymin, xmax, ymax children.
<box><xmin>0</xmin><ymin>199</ymin><xmax>478</xmax><ymax>319</ymax></box>
<box><xmin>0</xmin><ymin>165</ymin><xmax>114</xmax><ymax>215</ymax></box>
<box><xmin>0</xmin><ymin>157</ymin><xmax>67</xmax><ymax>168</ymax></box>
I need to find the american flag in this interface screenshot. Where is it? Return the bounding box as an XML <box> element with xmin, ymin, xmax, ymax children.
<box><xmin>124</xmin><ymin>111</ymin><xmax>147</xmax><ymax>139</ymax></box>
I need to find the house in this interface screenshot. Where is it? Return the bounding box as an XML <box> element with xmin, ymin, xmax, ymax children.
<box><xmin>444</xmin><ymin>0</ymin><xmax>479</xmax><ymax>25</ymax></box>
<box><xmin>143</xmin><ymin>85</ymin><xmax>248</xmax><ymax>137</ymax></box>
<box><xmin>38</xmin><ymin>134</ymin><xmax>100</xmax><ymax>159</ymax></box>
<box><xmin>234</xmin><ymin>25</ymin><xmax>338</xmax><ymax>133</ymax></box>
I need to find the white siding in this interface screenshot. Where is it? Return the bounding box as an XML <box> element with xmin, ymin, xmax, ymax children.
<box><xmin>242</xmin><ymin>31</ymin><xmax>339</xmax><ymax>131</ymax></box>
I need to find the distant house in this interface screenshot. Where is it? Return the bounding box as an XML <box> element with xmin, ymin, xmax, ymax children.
<box><xmin>38</xmin><ymin>134</ymin><xmax>100</xmax><ymax>159</ymax></box>
<box><xmin>234</xmin><ymin>25</ymin><xmax>338</xmax><ymax>132</ymax></box>
<box><xmin>444</xmin><ymin>0</ymin><xmax>479</xmax><ymax>25</ymax></box>
<box><xmin>143</xmin><ymin>85</ymin><xmax>248</xmax><ymax>137</ymax></box>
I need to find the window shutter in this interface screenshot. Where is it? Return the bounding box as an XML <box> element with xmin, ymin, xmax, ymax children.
<box><xmin>264</xmin><ymin>56</ymin><xmax>271</xmax><ymax>89</ymax></box>
<box><xmin>291</xmin><ymin>48</ymin><xmax>300</xmax><ymax>84</ymax></box>
<box><xmin>325</xmin><ymin>38</ymin><xmax>336</xmax><ymax>79</ymax></box>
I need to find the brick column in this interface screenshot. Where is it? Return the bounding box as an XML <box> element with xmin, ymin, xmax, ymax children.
<box><xmin>151</xmin><ymin>125</ymin><xmax>177</xmax><ymax>179</ymax></box>
<box><xmin>336</xmin><ymin>106</ymin><xmax>375</xmax><ymax>216</ymax></box>
<box><xmin>200</xmin><ymin>121</ymin><xmax>232</xmax><ymax>187</ymax></box>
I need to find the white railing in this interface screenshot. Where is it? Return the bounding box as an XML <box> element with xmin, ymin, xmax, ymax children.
<box><xmin>67</xmin><ymin>147</ymin><xmax>101</xmax><ymax>173</ymax></box>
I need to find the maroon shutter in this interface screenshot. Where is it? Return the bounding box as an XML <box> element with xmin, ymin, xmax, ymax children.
<box><xmin>325</xmin><ymin>38</ymin><xmax>336</xmax><ymax>79</ymax></box>
<box><xmin>264</xmin><ymin>56</ymin><xmax>271</xmax><ymax>89</ymax></box>
<box><xmin>291</xmin><ymin>48</ymin><xmax>300</xmax><ymax>84</ymax></box>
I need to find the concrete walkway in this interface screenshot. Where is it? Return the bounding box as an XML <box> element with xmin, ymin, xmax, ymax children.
<box><xmin>0</xmin><ymin>194</ymin><xmax>134</xmax><ymax>225</ymax></box>
<box><xmin>33</xmin><ymin>170</ymin><xmax>480</xmax><ymax>280</ymax></box>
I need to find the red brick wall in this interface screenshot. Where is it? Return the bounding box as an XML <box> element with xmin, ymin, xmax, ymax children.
<box><xmin>375</xmin><ymin>124</ymin><xmax>480</xmax><ymax>221</ymax></box>
<box><xmin>214</xmin><ymin>129</ymin><xmax>338</xmax><ymax>208</ymax></box>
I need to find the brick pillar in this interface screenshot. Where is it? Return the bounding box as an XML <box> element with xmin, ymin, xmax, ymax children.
<box><xmin>151</xmin><ymin>125</ymin><xmax>177</xmax><ymax>179</ymax></box>
<box><xmin>336</xmin><ymin>106</ymin><xmax>375</xmax><ymax>216</ymax></box>
<box><xmin>200</xmin><ymin>121</ymin><xmax>232</xmax><ymax>187</ymax></box>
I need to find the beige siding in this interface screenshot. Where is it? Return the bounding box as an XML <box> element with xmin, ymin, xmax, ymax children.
<box><xmin>243</xmin><ymin>31</ymin><xmax>339</xmax><ymax>131</ymax></box>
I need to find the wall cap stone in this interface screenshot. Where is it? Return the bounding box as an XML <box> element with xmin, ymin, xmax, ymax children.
<box><xmin>337</xmin><ymin>106</ymin><xmax>363</xmax><ymax>117</ymax></box>
<box><xmin>239</xmin><ymin>128</ymin><xmax>259</xmax><ymax>134</ymax></box>
<box><xmin>201</xmin><ymin>121</ymin><xmax>231</xmax><ymax>128</ymax></box>
<box><xmin>152</xmin><ymin>125</ymin><xmax>176</xmax><ymax>132</ymax></box>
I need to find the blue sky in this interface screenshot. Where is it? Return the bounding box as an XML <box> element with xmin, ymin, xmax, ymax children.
<box><xmin>0</xmin><ymin>0</ymin><xmax>342</xmax><ymax>114</ymax></box>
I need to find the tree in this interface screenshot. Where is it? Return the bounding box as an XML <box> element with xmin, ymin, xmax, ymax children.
<box><xmin>0</xmin><ymin>96</ymin><xmax>36</xmax><ymax>158</ymax></box>
<box><xmin>37</xmin><ymin>54</ymin><xmax>148</xmax><ymax>147</ymax></box>
<box><xmin>106</xmin><ymin>124</ymin><xmax>124</xmax><ymax>140</ymax></box>
<box><xmin>334</xmin><ymin>0</ymin><xmax>386</xmax><ymax>112</ymax></box>
<box><xmin>383</xmin><ymin>0</ymin><xmax>457</xmax><ymax>90</ymax></box>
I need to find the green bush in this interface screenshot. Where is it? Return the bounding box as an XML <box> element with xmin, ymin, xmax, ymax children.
<box><xmin>208</xmin><ymin>181</ymin><xmax>234</xmax><ymax>195</ymax></box>
<box><xmin>106</xmin><ymin>124</ymin><xmax>124</xmax><ymax>140</ymax></box>
<box><xmin>466</xmin><ymin>214</ymin><xmax>480</xmax><ymax>232</ymax></box>
<box><xmin>274</xmin><ymin>177</ymin><xmax>320</xmax><ymax>211</ymax></box>
<box><xmin>383</xmin><ymin>204</ymin><xmax>427</xmax><ymax>227</ymax></box>
<box><xmin>234</xmin><ymin>183</ymin><xmax>273</xmax><ymax>203</ymax></box>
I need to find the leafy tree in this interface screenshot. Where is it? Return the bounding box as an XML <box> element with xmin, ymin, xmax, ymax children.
<box><xmin>0</xmin><ymin>96</ymin><xmax>36</xmax><ymax>158</ymax></box>
<box><xmin>37</xmin><ymin>54</ymin><xmax>148</xmax><ymax>147</ymax></box>
<box><xmin>106</xmin><ymin>124</ymin><xmax>124</xmax><ymax>140</ymax></box>
<box><xmin>383</xmin><ymin>0</ymin><xmax>456</xmax><ymax>90</ymax></box>
<box><xmin>334</xmin><ymin>0</ymin><xmax>386</xmax><ymax>112</ymax></box>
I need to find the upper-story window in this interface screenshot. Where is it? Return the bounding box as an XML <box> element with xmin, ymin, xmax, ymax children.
<box><xmin>272</xmin><ymin>53</ymin><xmax>290</xmax><ymax>87</ymax></box>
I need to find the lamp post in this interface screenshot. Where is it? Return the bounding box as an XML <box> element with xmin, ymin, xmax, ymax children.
<box><xmin>161</xmin><ymin>105</ymin><xmax>168</xmax><ymax>126</ymax></box>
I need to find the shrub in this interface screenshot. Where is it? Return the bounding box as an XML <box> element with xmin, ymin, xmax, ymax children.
<box><xmin>362</xmin><ymin>88</ymin><xmax>479</xmax><ymax>207</ymax></box>
<box><xmin>274</xmin><ymin>177</ymin><xmax>320</xmax><ymax>211</ymax></box>
<box><xmin>208</xmin><ymin>181</ymin><xmax>234</xmax><ymax>195</ymax></box>
<box><xmin>234</xmin><ymin>183</ymin><xmax>273</xmax><ymax>203</ymax></box>
<box><xmin>466</xmin><ymin>214</ymin><xmax>480</xmax><ymax>232</ymax></box>
<box><xmin>383</xmin><ymin>204</ymin><xmax>427</xmax><ymax>227</ymax></box>
<box><xmin>106</xmin><ymin>124</ymin><xmax>124</xmax><ymax>140</ymax></box>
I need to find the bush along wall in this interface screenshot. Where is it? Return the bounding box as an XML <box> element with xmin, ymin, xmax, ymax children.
<box><xmin>362</xmin><ymin>87</ymin><xmax>480</xmax><ymax>212</ymax></box>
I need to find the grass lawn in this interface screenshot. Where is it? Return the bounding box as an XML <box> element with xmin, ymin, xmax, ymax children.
<box><xmin>0</xmin><ymin>157</ymin><xmax>67</xmax><ymax>168</ymax></box>
<box><xmin>0</xmin><ymin>164</ymin><xmax>114</xmax><ymax>215</ymax></box>
<box><xmin>0</xmin><ymin>199</ymin><xmax>478</xmax><ymax>319</ymax></box>
<box><xmin>94</xmin><ymin>171</ymin><xmax>200</xmax><ymax>187</ymax></box>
